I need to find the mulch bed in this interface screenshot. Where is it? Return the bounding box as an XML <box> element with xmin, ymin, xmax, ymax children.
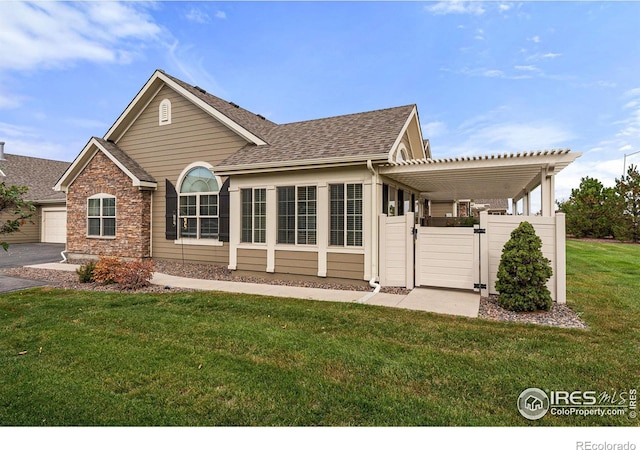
<box><xmin>478</xmin><ymin>295</ymin><xmax>587</xmax><ymax>329</ymax></box>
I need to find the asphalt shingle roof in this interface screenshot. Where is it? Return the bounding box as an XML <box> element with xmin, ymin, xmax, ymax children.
<box><xmin>162</xmin><ymin>71</ymin><xmax>415</xmax><ymax>169</ymax></box>
<box><xmin>219</xmin><ymin>105</ymin><xmax>415</xmax><ymax>168</ymax></box>
<box><xmin>0</xmin><ymin>154</ymin><xmax>69</xmax><ymax>202</ymax></box>
<box><xmin>95</xmin><ymin>138</ymin><xmax>156</xmax><ymax>184</ymax></box>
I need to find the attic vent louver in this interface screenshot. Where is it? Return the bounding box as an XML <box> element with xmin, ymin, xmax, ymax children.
<box><xmin>194</xmin><ymin>86</ymin><xmax>207</xmax><ymax>94</ymax></box>
<box><xmin>229</xmin><ymin>102</ymin><xmax>240</xmax><ymax>108</ymax></box>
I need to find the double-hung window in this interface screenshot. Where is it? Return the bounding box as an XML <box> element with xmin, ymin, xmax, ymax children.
<box><xmin>179</xmin><ymin>167</ymin><xmax>219</xmax><ymax>239</ymax></box>
<box><xmin>277</xmin><ymin>186</ymin><xmax>316</xmax><ymax>245</ymax></box>
<box><xmin>87</xmin><ymin>194</ymin><xmax>116</xmax><ymax>237</ymax></box>
<box><xmin>329</xmin><ymin>183</ymin><xmax>363</xmax><ymax>247</ymax></box>
<box><xmin>241</xmin><ymin>188</ymin><xmax>266</xmax><ymax>244</ymax></box>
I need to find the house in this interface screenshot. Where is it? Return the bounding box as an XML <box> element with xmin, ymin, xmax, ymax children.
<box><xmin>0</xmin><ymin>142</ymin><xmax>69</xmax><ymax>244</ymax></box>
<box><xmin>525</xmin><ymin>395</ymin><xmax>544</xmax><ymax>412</ymax></box>
<box><xmin>55</xmin><ymin>70</ymin><xmax>581</xmax><ymax>298</ymax></box>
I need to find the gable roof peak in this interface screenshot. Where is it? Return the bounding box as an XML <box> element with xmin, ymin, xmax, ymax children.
<box><xmin>156</xmin><ymin>70</ymin><xmax>278</xmax><ymax>141</ymax></box>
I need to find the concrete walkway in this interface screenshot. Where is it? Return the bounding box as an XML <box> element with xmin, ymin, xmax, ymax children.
<box><xmin>25</xmin><ymin>262</ymin><xmax>480</xmax><ymax>318</ymax></box>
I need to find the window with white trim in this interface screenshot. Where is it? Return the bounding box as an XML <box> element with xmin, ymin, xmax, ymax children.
<box><xmin>179</xmin><ymin>166</ymin><xmax>219</xmax><ymax>239</ymax></box>
<box><xmin>159</xmin><ymin>99</ymin><xmax>171</xmax><ymax>126</ymax></box>
<box><xmin>241</xmin><ymin>188</ymin><xmax>266</xmax><ymax>244</ymax></box>
<box><xmin>87</xmin><ymin>194</ymin><xmax>116</xmax><ymax>237</ymax></box>
<box><xmin>329</xmin><ymin>183</ymin><xmax>363</xmax><ymax>247</ymax></box>
<box><xmin>277</xmin><ymin>186</ymin><xmax>316</xmax><ymax>245</ymax></box>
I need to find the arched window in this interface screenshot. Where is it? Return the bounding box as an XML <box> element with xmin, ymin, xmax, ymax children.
<box><xmin>389</xmin><ymin>142</ymin><xmax>411</xmax><ymax>163</ymax></box>
<box><xmin>178</xmin><ymin>165</ymin><xmax>220</xmax><ymax>239</ymax></box>
<box><xmin>159</xmin><ymin>99</ymin><xmax>171</xmax><ymax>126</ymax></box>
<box><xmin>87</xmin><ymin>193</ymin><xmax>116</xmax><ymax>237</ymax></box>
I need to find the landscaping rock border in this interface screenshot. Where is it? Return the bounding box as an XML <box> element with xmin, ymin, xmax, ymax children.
<box><xmin>1</xmin><ymin>261</ymin><xmax>588</xmax><ymax>328</ymax></box>
<box><xmin>478</xmin><ymin>295</ymin><xmax>588</xmax><ymax>329</ymax></box>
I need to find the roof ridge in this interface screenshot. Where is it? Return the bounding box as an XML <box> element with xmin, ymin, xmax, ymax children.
<box><xmin>279</xmin><ymin>104</ymin><xmax>416</xmax><ymax>127</ymax></box>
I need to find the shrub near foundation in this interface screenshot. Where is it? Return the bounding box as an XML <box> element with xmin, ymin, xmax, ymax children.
<box><xmin>117</xmin><ymin>260</ymin><xmax>154</xmax><ymax>290</ymax></box>
<box><xmin>495</xmin><ymin>221</ymin><xmax>553</xmax><ymax>312</ymax></box>
<box><xmin>92</xmin><ymin>256</ymin><xmax>154</xmax><ymax>290</ymax></box>
<box><xmin>92</xmin><ymin>256</ymin><xmax>121</xmax><ymax>285</ymax></box>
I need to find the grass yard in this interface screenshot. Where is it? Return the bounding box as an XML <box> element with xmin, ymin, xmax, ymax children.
<box><xmin>0</xmin><ymin>240</ymin><xmax>638</xmax><ymax>426</ymax></box>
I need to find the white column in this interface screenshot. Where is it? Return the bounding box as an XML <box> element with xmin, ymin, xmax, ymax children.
<box><xmin>555</xmin><ymin>213</ymin><xmax>566</xmax><ymax>304</ymax></box>
<box><xmin>523</xmin><ymin>192</ymin><xmax>530</xmax><ymax>216</ymax></box>
<box><xmin>266</xmin><ymin>186</ymin><xmax>277</xmax><ymax>273</ymax></box>
<box><xmin>363</xmin><ymin>179</ymin><xmax>372</xmax><ymax>281</ymax></box>
<box><xmin>540</xmin><ymin>167</ymin><xmax>555</xmax><ymax>217</ymax></box>
<box><xmin>317</xmin><ymin>183</ymin><xmax>328</xmax><ymax>278</ymax></box>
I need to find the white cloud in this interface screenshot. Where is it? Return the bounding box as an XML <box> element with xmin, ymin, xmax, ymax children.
<box><xmin>425</xmin><ymin>1</ymin><xmax>485</xmax><ymax>16</ymax></box>
<box><xmin>166</xmin><ymin>41</ymin><xmax>227</xmax><ymax>98</ymax></box>
<box><xmin>0</xmin><ymin>2</ymin><xmax>162</xmax><ymax>71</ymax></box>
<box><xmin>215</xmin><ymin>10</ymin><xmax>227</xmax><ymax>20</ymax></box>
<box><xmin>527</xmin><ymin>52</ymin><xmax>562</xmax><ymax>61</ymax></box>
<box><xmin>0</xmin><ymin>122</ymin><xmax>79</xmax><ymax>160</ymax></box>
<box><xmin>422</xmin><ymin>121</ymin><xmax>448</xmax><ymax>138</ymax></box>
<box><xmin>528</xmin><ymin>35</ymin><xmax>541</xmax><ymax>44</ymax></box>
<box><xmin>0</xmin><ymin>91</ymin><xmax>25</xmax><ymax>109</ymax></box>
<box><xmin>514</xmin><ymin>65</ymin><xmax>540</xmax><ymax>72</ymax></box>
<box><xmin>499</xmin><ymin>3</ymin><xmax>512</xmax><ymax>12</ymax></box>
<box><xmin>185</xmin><ymin>8</ymin><xmax>210</xmax><ymax>24</ymax></box>
<box><xmin>461</xmin><ymin>122</ymin><xmax>574</xmax><ymax>153</ymax></box>
<box><xmin>555</xmin><ymin>158</ymin><xmax>625</xmax><ymax>202</ymax></box>
<box><xmin>625</xmin><ymin>87</ymin><xmax>640</xmax><ymax>97</ymax></box>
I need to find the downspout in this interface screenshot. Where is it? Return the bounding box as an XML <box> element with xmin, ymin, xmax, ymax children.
<box><xmin>358</xmin><ymin>160</ymin><xmax>380</xmax><ymax>303</ymax></box>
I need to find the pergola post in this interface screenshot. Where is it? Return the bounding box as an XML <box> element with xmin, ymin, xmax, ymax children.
<box><xmin>540</xmin><ymin>166</ymin><xmax>555</xmax><ymax>217</ymax></box>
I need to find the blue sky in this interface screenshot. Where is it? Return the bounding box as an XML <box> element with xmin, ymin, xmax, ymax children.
<box><xmin>1</xmin><ymin>1</ymin><xmax>639</xmax><ymax>205</ymax></box>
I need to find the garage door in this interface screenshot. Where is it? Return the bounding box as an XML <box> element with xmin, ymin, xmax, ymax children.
<box><xmin>41</xmin><ymin>208</ymin><xmax>67</xmax><ymax>243</ymax></box>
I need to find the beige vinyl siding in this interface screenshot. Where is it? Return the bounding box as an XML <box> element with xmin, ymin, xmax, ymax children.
<box><xmin>168</xmin><ymin>242</ymin><xmax>229</xmax><ymax>265</ymax></box>
<box><xmin>275</xmin><ymin>250</ymin><xmax>318</xmax><ymax>276</ymax></box>
<box><xmin>117</xmin><ymin>85</ymin><xmax>247</xmax><ymax>262</ymax></box>
<box><xmin>237</xmin><ymin>248</ymin><xmax>267</xmax><ymax>272</ymax></box>
<box><xmin>0</xmin><ymin>207</ymin><xmax>40</xmax><ymax>244</ymax></box>
<box><xmin>430</xmin><ymin>201</ymin><xmax>454</xmax><ymax>217</ymax></box>
<box><xmin>326</xmin><ymin>252</ymin><xmax>364</xmax><ymax>280</ymax></box>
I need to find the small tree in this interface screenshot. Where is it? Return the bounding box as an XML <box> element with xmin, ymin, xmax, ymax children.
<box><xmin>495</xmin><ymin>221</ymin><xmax>553</xmax><ymax>312</ymax></box>
<box><xmin>0</xmin><ymin>182</ymin><xmax>35</xmax><ymax>251</ymax></box>
<box><xmin>557</xmin><ymin>176</ymin><xmax>615</xmax><ymax>238</ymax></box>
<box><xmin>613</xmin><ymin>164</ymin><xmax>640</xmax><ymax>243</ymax></box>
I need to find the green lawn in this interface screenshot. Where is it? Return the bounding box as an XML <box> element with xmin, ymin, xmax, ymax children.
<box><xmin>0</xmin><ymin>240</ymin><xmax>638</xmax><ymax>426</ymax></box>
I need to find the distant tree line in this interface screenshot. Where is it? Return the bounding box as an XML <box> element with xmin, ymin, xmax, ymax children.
<box><xmin>557</xmin><ymin>164</ymin><xmax>640</xmax><ymax>243</ymax></box>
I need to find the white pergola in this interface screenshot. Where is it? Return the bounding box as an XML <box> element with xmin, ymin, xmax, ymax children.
<box><xmin>379</xmin><ymin>149</ymin><xmax>581</xmax><ymax>216</ymax></box>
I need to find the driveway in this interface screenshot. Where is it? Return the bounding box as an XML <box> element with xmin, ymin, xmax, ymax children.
<box><xmin>0</xmin><ymin>243</ymin><xmax>66</xmax><ymax>269</ymax></box>
<box><xmin>0</xmin><ymin>243</ymin><xmax>65</xmax><ymax>293</ymax></box>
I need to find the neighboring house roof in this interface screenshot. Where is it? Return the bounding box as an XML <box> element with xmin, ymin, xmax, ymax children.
<box><xmin>54</xmin><ymin>137</ymin><xmax>157</xmax><ymax>192</ymax></box>
<box><xmin>473</xmin><ymin>198</ymin><xmax>509</xmax><ymax>211</ymax></box>
<box><xmin>217</xmin><ymin>104</ymin><xmax>417</xmax><ymax>173</ymax></box>
<box><xmin>0</xmin><ymin>154</ymin><xmax>69</xmax><ymax>203</ymax></box>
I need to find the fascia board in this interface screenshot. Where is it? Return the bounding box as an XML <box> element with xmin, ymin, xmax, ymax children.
<box><xmin>216</xmin><ymin>154</ymin><xmax>389</xmax><ymax>176</ymax></box>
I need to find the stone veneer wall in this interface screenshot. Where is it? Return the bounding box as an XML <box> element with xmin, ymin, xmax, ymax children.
<box><xmin>66</xmin><ymin>151</ymin><xmax>151</xmax><ymax>259</ymax></box>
